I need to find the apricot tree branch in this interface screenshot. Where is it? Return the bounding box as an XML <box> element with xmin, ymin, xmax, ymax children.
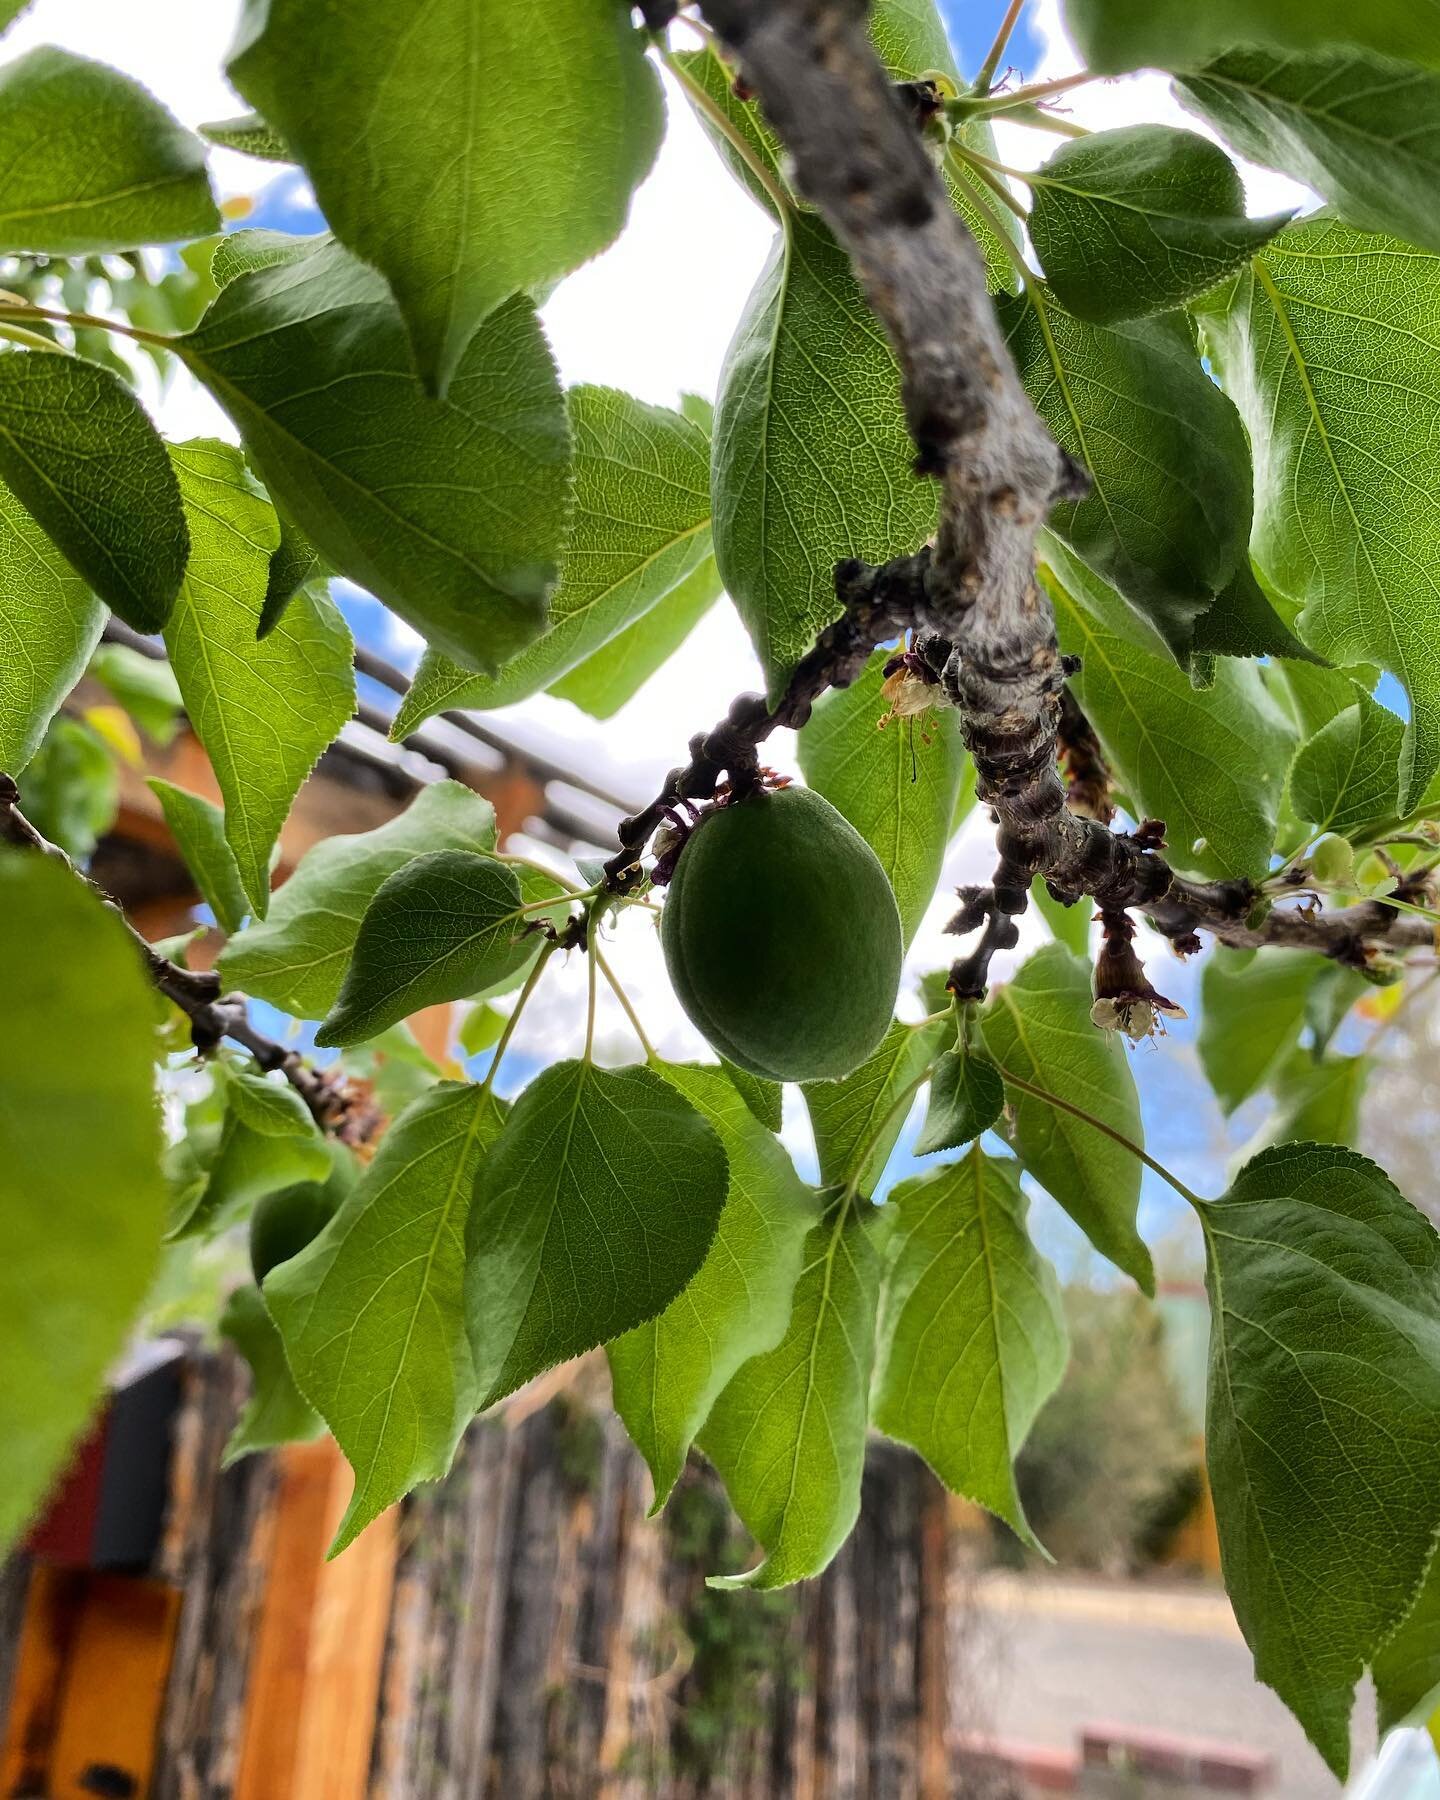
<box><xmin>0</xmin><ymin>771</ymin><xmax>373</xmax><ymax>1136</ymax></box>
<box><xmin>607</xmin><ymin>0</ymin><xmax>1434</xmax><ymax>989</ymax></box>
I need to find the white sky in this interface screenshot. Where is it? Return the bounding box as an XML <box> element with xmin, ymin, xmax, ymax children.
<box><xmin>10</xmin><ymin>2</ymin><xmax>1315</xmax><ymax>1178</ymax></box>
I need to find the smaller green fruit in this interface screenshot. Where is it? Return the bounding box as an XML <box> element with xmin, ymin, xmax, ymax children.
<box><xmin>1353</xmin><ymin>850</ymin><xmax>1397</xmax><ymax>897</ymax></box>
<box><xmin>661</xmin><ymin>785</ymin><xmax>903</xmax><ymax>1082</ymax></box>
<box><xmin>1309</xmin><ymin>834</ymin><xmax>1355</xmax><ymax>887</ymax></box>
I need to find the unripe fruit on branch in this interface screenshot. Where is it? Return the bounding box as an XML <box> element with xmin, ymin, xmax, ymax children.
<box><xmin>1309</xmin><ymin>834</ymin><xmax>1355</xmax><ymax>887</ymax></box>
<box><xmin>661</xmin><ymin>785</ymin><xmax>903</xmax><ymax>1082</ymax></box>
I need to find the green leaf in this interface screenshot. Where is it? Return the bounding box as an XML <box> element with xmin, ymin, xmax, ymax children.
<box><xmin>671</xmin><ymin>44</ymin><xmax>787</xmax><ymax>218</ymax></box>
<box><xmin>457</xmin><ymin>1003</ymin><xmax>503</xmax><ymax>1059</ymax></box>
<box><xmin>267</xmin><ymin>1082</ymin><xmax>506</xmax><ymax>1554</ymax></box>
<box><xmin>209</xmin><ymin>229</ymin><xmax>300</xmax><ymax>289</ymax></box>
<box><xmin>1190</xmin><ymin>561</ymin><xmax>1327</xmax><ymax>667</ymax></box>
<box><xmin>146</xmin><ymin>778</ymin><xmax>248</xmax><ymax>935</ymax></box>
<box><xmin>1306</xmin><ymin>963</ymin><xmax>1369</xmax><ymax>1056</ymax></box>
<box><xmin>914</xmin><ymin>1048</ymin><xmax>1004</xmax><ymax>1156</ymax></box>
<box><xmin>798</xmin><ymin>650</ymin><xmax>969</xmax><ymax>946</ymax></box>
<box><xmin>170</xmin><ymin>1092</ymin><xmax>329</xmax><ymax>1241</ymax></box>
<box><xmin>980</xmin><ymin>943</ymin><xmax>1154</xmax><ymax>1291</ymax></box>
<box><xmin>87</xmin><ymin>643</ymin><xmax>183</xmax><ymax>747</ymax></box>
<box><xmin>249</xmin><ymin>1154</ymin><xmax>353</xmax><ymax>1282</ymax></box>
<box><xmin>1257</xmin><ymin>1050</ymin><xmax>1370</xmax><ymax>1148</ymax></box>
<box><xmin>219</xmin><ymin>780</ymin><xmax>497</xmax><ymax>1019</ymax></box>
<box><xmin>317</xmin><ymin>852</ymin><xmax>534</xmax><ymax>1048</ymax></box>
<box><xmin>20</xmin><ymin>715</ymin><xmax>116</xmax><ymax>860</ymax></box>
<box><xmin>802</xmin><ymin>1018</ymin><xmax>948</xmax><ymax>1198</ymax></box>
<box><xmin>867</xmin><ymin>0</ymin><xmax>960</xmax><ymax>80</ymax></box>
<box><xmin>218</xmin><ymin>1284</ymin><xmax>322</xmax><ymax>1465</ymax></box>
<box><xmin>229</xmin><ymin>0</ymin><xmax>663</xmax><ymax>397</ymax></box>
<box><xmin>1000</xmin><ymin>294</ymin><xmax>1251</xmax><ymax>660</ymax></box>
<box><xmin>1043</xmin><ymin>541</ymin><xmax>1295</xmax><ymax>879</ymax></box>
<box><xmin>465</xmin><ymin>1061</ymin><xmax>728</xmax><ymax>1409</ymax></box>
<box><xmin>873</xmin><ymin>1149</ymin><xmax>1067</xmax><ymax>1548</ymax></box>
<box><xmin>1028</xmin><ymin>126</ymin><xmax>1291</xmax><ymax>324</ymax></box>
<box><xmin>0</xmin><ymin>47</ymin><xmax>217</xmax><ymax>252</ymax></box>
<box><xmin>180</xmin><ymin>234</ymin><xmax>572</xmax><ymax>674</ymax></box>
<box><xmin>1178</xmin><ymin>49</ymin><xmax>1440</xmax><ymax>258</ymax></box>
<box><xmin>720</xmin><ymin>1059</ymin><xmax>783</xmax><ymax>1135</ymax></box>
<box><xmin>700</xmin><ymin>1196</ymin><xmax>883</xmax><ymax>1588</ymax></box>
<box><xmin>225</xmin><ymin>1068</ymin><xmax>318</xmax><ymax>1138</ymax></box>
<box><xmin>1373</xmin><ymin>1553</ymin><xmax>1440</xmax><ymax>1735</ymax></box>
<box><xmin>0</xmin><ymin>854</ymin><xmax>167</xmax><ymax>1554</ymax></box>
<box><xmin>1198</xmin><ymin>947</ymin><xmax>1323</xmax><ymax>1115</ymax></box>
<box><xmin>1279</xmin><ymin>657</ymin><xmax>1380</xmax><ymax>740</ymax></box>
<box><xmin>549</xmin><ymin>553</ymin><xmax>724</xmax><ymax>720</ymax></box>
<box><xmin>391</xmin><ymin>389</ymin><xmax>711</xmax><ymax>734</ymax></box>
<box><xmin>258</xmin><ymin>512</ymin><xmax>325</xmax><ymax>640</ymax></box>
<box><xmin>161</xmin><ymin>440</ymin><xmax>354</xmax><ymax>917</ymax></box>
<box><xmin>713</xmin><ymin>211</ymin><xmax>938</xmax><ymax>696</ymax></box>
<box><xmin>1290</xmin><ymin>691</ymin><xmax>1404</xmax><ymax>839</ymax></box>
<box><xmin>200</xmin><ymin>111</ymin><xmax>291</xmax><ymax>163</ymax></box>
<box><xmin>0</xmin><ymin>350</ymin><xmax>187</xmax><ymax>633</ymax></box>
<box><xmin>1197</xmin><ymin>217</ymin><xmax>1440</xmax><ymax>811</ymax></box>
<box><xmin>606</xmin><ymin>1065</ymin><xmax>814</xmax><ymax>1511</ymax></box>
<box><xmin>0</xmin><ymin>478</ymin><xmax>104</xmax><ymax>771</ymax></box>
<box><xmin>1201</xmin><ymin>1143</ymin><xmax>1440</xmax><ymax>1776</ymax></box>
<box><xmin>1061</xmin><ymin>0</ymin><xmax>1440</xmax><ymax>76</ymax></box>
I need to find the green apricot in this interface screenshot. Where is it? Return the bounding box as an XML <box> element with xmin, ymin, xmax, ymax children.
<box><xmin>1309</xmin><ymin>833</ymin><xmax>1355</xmax><ymax>887</ymax></box>
<box><xmin>661</xmin><ymin>785</ymin><xmax>903</xmax><ymax>1082</ymax></box>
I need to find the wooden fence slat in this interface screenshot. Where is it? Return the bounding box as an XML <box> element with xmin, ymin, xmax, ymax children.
<box><xmin>4</xmin><ymin>1350</ymin><xmax>952</xmax><ymax>1799</ymax></box>
<box><xmin>48</xmin><ymin>1575</ymin><xmax>181</xmax><ymax>1800</ymax></box>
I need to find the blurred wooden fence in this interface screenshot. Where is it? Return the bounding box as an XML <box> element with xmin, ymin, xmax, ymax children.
<box><xmin>0</xmin><ymin>1348</ymin><xmax>952</xmax><ymax>1800</ymax></box>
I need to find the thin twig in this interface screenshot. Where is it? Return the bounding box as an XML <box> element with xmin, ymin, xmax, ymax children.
<box><xmin>0</xmin><ymin>771</ymin><xmax>371</xmax><ymax>1133</ymax></box>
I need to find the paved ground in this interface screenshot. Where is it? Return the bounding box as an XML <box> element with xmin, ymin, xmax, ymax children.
<box><xmin>951</xmin><ymin>1570</ymin><xmax>1376</xmax><ymax>1800</ymax></box>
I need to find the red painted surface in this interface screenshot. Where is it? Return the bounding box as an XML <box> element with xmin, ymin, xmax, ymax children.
<box><xmin>24</xmin><ymin>1413</ymin><xmax>109</xmax><ymax>1565</ymax></box>
<box><xmin>1082</xmin><ymin>1720</ymin><xmax>1274</xmax><ymax>1791</ymax></box>
<box><xmin>954</xmin><ymin>1730</ymin><xmax>1080</xmax><ymax>1792</ymax></box>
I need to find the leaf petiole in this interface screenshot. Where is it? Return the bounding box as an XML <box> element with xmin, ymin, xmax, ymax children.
<box><xmin>0</xmin><ymin>295</ymin><xmax>171</xmax><ymax>351</ymax></box>
<box><xmin>841</xmin><ymin>1058</ymin><xmax>938</xmax><ymax>1204</ymax></box>
<box><xmin>966</xmin><ymin>70</ymin><xmax>1099</xmax><ymax>117</ymax></box>
<box><xmin>1331</xmin><ymin>889</ymin><xmax>1440</xmax><ymax>926</ymax></box>
<box><xmin>595</xmin><ymin>944</ymin><xmax>659</xmax><ymax>1064</ymax></box>
<box><xmin>971</xmin><ymin>0</ymin><xmax>1026</xmax><ymax>97</ymax></box>
<box><xmin>494</xmin><ymin>851</ymin><xmax>585</xmax><ymax>894</ymax></box>
<box><xmin>990</xmin><ymin>1060</ymin><xmax>1207</xmax><ymax>1210</ymax></box>
<box><xmin>478</xmin><ymin>940</ymin><xmax>558</xmax><ymax>1097</ymax></box>
<box><xmin>948</xmin><ymin>141</ymin><xmax>1030</xmax><ymax>222</ymax></box>
<box><xmin>582</xmin><ymin>901</ymin><xmax>602</xmax><ymax>1065</ymax></box>
<box><xmin>0</xmin><ymin>319</ymin><xmax>67</xmax><ymax>355</ymax></box>
<box><xmin>657</xmin><ymin>41</ymin><xmax>794</xmax><ymax>223</ymax></box>
<box><xmin>999</xmin><ymin>101</ymin><xmax>1089</xmax><ymax>139</ymax></box>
